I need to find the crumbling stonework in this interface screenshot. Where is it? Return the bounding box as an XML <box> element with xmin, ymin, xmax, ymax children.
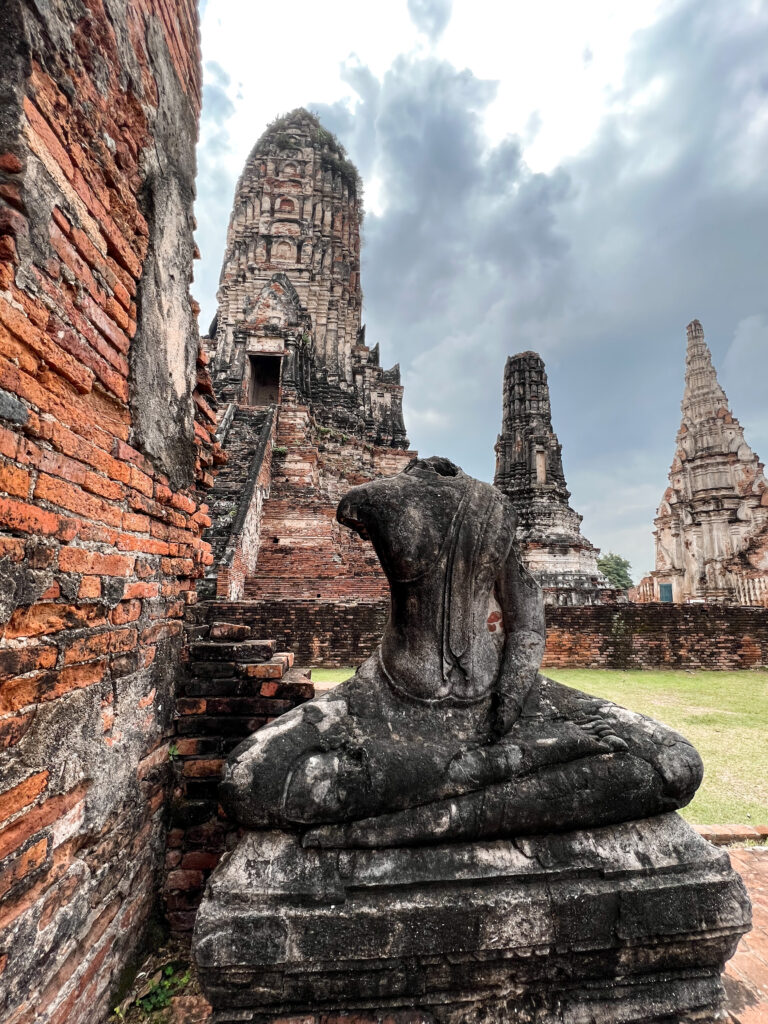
<box><xmin>200</xmin><ymin>110</ymin><xmax>415</xmax><ymax>612</ymax></box>
<box><xmin>202</xmin><ymin>599</ymin><xmax>768</xmax><ymax>671</ymax></box>
<box><xmin>195</xmin><ymin>598</ymin><xmax>390</xmax><ymax>667</ymax></box>
<box><xmin>209</xmin><ymin>109</ymin><xmax>407</xmax><ymax>446</ymax></box>
<box><xmin>0</xmin><ymin>2</ymin><xmax>218</xmax><ymax>1022</ymax></box>
<box><xmin>164</xmin><ymin>621</ymin><xmax>312</xmax><ymax>934</ymax></box>
<box><xmin>638</xmin><ymin>320</ymin><xmax>768</xmax><ymax>606</ymax></box>
<box><xmin>241</xmin><ymin>414</ymin><xmax>409</xmax><ymax>602</ymax></box>
<box><xmin>202</xmin><ymin>406</ymin><xmax>275</xmax><ymax>602</ymax></box>
<box><xmin>494</xmin><ymin>352</ymin><xmax>623</xmax><ymax>605</ymax></box>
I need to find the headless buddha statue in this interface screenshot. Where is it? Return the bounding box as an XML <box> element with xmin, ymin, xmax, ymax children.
<box><xmin>221</xmin><ymin>457</ymin><xmax>702</xmax><ymax>848</ymax></box>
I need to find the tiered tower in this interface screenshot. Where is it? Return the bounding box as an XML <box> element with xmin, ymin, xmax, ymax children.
<box><xmin>494</xmin><ymin>352</ymin><xmax>619</xmax><ymax>605</ymax></box>
<box><xmin>209</xmin><ymin>108</ymin><xmax>406</xmax><ymax>447</ymax></box>
<box><xmin>650</xmin><ymin>320</ymin><xmax>768</xmax><ymax>605</ymax></box>
<box><xmin>199</xmin><ymin>111</ymin><xmax>415</xmax><ymax>637</ymax></box>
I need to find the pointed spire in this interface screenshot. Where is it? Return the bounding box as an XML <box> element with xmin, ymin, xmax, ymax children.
<box><xmin>493</xmin><ymin>350</ymin><xmax>613</xmax><ymax>605</ymax></box>
<box><xmin>651</xmin><ymin>319</ymin><xmax>768</xmax><ymax>604</ymax></box>
<box><xmin>495</xmin><ymin>352</ymin><xmax>576</xmax><ymax>532</ymax></box>
<box><xmin>681</xmin><ymin>319</ymin><xmax>730</xmax><ymax>426</ymax></box>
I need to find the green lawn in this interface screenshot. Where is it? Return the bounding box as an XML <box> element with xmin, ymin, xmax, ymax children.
<box><xmin>311</xmin><ymin>667</ymin><xmax>355</xmax><ymax>685</ymax></box>
<box><xmin>308</xmin><ymin>667</ymin><xmax>768</xmax><ymax>826</ymax></box>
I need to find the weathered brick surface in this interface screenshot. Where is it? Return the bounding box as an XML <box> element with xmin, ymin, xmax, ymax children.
<box><xmin>202</xmin><ymin>109</ymin><xmax>416</xmax><ymax>617</ymax></box>
<box><xmin>542</xmin><ymin>604</ymin><xmax>768</xmax><ymax>670</ymax></box>
<box><xmin>206</xmin><ymin>601</ymin><xmax>768</xmax><ymax>672</ymax></box>
<box><xmin>201</xmin><ymin>405</ymin><xmax>274</xmax><ymax>601</ymax></box>
<box><xmin>164</xmin><ymin>620</ymin><xmax>312</xmax><ymax>933</ymax></box>
<box><xmin>204</xmin><ymin>599</ymin><xmax>390</xmax><ymax>667</ymax></box>
<box><xmin>242</xmin><ymin>406</ymin><xmax>412</xmax><ymax>604</ymax></box>
<box><xmin>0</xmin><ymin>2</ymin><xmax>218</xmax><ymax>1022</ymax></box>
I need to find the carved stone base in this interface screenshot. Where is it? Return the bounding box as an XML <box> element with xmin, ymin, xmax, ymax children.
<box><xmin>193</xmin><ymin>814</ymin><xmax>750</xmax><ymax>1024</ymax></box>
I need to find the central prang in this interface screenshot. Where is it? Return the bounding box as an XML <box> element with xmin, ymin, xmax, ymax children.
<box><xmin>220</xmin><ymin>456</ymin><xmax>702</xmax><ymax>847</ymax></box>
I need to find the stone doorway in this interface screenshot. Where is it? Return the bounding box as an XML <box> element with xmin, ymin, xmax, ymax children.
<box><xmin>247</xmin><ymin>354</ymin><xmax>281</xmax><ymax>406</ymax></box>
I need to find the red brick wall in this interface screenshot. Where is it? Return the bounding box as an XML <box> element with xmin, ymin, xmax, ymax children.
<box><xmin>203</xmin><ymin>599</ymin><xmax>390</xmax><ymax>667</ymax></box>
<box><xmin>0</xmin><ymin>2</ymin><xmax>212</xmax><ymax>1022</ymax></box>
<box><xmin>242</xmin><ymin>405</ymin><xmax>412</xmax><ymax>602</ymax></box>
<box><xmin>543</xmin><ymin>604</ymin><xmax>768</xmax><ymax>670</ymax></box>
<box><xmin>207</xmin><ymin>601</ymin><xmax>768</xmax><ymax>672</ymax></box>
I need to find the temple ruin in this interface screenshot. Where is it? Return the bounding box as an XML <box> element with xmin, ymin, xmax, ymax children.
<box><xmin>636</xmin><ymin>320</ymin><xmax>768</xmax><ymax>606</ymax></box>
<box><xmin>494</xmin><ymin>351</ymin><xmax>623</xmax><ymax>605</ymax></box>
<box><xmin>0</xmin><ymin>3</ymin><xmax>764</xmax><ymax>1021</ymax></box>
<box><xmin>199</xmin><ymin>110</ymin><xmax>413</xmax><ymax>654</ymax></box>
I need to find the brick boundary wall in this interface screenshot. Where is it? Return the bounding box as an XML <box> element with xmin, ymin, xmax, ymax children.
<box><xmin>164</xmin><ymin>621</ymin><xmax>313</xmax><ymax>934</ymax></box>
<box><xmin>542</xmin><ymin>603</ymin><xmax>768</xmax><ymax>670</ymax></box>
<box><xmin>203</xmin><ymin>600</ymin><xmax>768</xmax><ymax>671</ymax></box>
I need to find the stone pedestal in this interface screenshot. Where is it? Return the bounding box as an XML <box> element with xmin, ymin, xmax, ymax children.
<box><xmin>193</xmin><ymin>814</ymin><xmax>750</xmax><ymax>1024</ymax></box>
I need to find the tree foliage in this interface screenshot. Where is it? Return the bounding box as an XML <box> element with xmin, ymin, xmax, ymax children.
<box><xmin>597</xmin><ymin>552</ymin><xmax>634</xmax><ymax>590</ymax></box>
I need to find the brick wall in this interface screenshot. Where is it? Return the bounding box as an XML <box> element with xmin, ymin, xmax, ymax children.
<box><xmin>242</xmin><ymin>406</ymin><xmax>412</xmax><ymax>603</ymax></box>
<box><xmin>164</xmin><ymin>621</ymin><xmax>312</xmax><ymax>934</ymax></box>
<box><xmin>543</xmin><ymin>604</ymin><xmax>768</xmax><ymax>670</ymax></box>
<box><xmin>205</xmin><ymin>599</ymin><xmax>390</xmax><ymax>667</ymax></box>
<box><xmin>206</xmin><ymin>601</ymin><xmax>768</xmax><ymax>672</ymax></box>
<box><xmin>0</xmin><ymin>2</ymin><xmax>213</xmax><ymax>1022</ymax></box>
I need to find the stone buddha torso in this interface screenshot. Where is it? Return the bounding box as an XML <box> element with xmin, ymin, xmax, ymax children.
<box><xmin>221</xmin><ymin>457</ymin><xmax>703</xmax><ymax>848</ymax></box>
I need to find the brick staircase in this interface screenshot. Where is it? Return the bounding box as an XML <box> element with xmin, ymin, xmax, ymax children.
<box><xmin>164</xmin><ymin>620</ymin><xmax>313</xmax><ymax>933</ymax></box>
<box><xmin>243</xmin><ymin>406</ymin><xmax>388</xmax><ymax>602</ymax></box>
<box><xmin>204</xmin><ymin>406</ymin><xmax>271</xmax><ymax>569</ymax></box>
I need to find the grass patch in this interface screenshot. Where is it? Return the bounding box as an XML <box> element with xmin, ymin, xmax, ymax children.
<box><xmin>308</xmin><ymin>667</ymin><xmax>768</xmax><ymax>826</ymax></box>
<box><xmin>547</xmin><ymin>669</ymin><xmax>768</xmax><ymax>826</ymax></box>
<box><xmin>311</xmin><ymin>667</ymin><xmax>354</xmax><ymax>685</ymax></box>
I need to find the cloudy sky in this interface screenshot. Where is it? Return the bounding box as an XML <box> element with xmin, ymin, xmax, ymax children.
<box><xmin>194</xmin><ymin>0</ymin><xmax>768</xmax><ymax>580</ymax></box>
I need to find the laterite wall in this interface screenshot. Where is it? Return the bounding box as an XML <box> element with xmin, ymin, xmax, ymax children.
<box><xmin>0</xmin><ymin>2</ymin><xmax>214</xmax><ymax>1022</ymax></box>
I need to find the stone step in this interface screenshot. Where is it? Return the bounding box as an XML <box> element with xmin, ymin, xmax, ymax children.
<box><xmin>209</xmin><ymin>622</ymin><xmax>252</xmax><ymax>642</ymax></box>
<box><xmin>188</xmin><ymin>639</ymin><xmax>276</xmax><ymax>663</ymax></box>
<box><xmin>187</xmin><ymin>651</ymin><xmax>293</xmax><ymax>682</ymax></box>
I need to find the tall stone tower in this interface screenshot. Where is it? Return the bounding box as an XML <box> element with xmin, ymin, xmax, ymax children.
<box><xmin>199</xmin><ymin>111</ymin><xmax>415</xmax><ymax>656</ymax></box>
<box><xmin>494</xmin><ymin>352</ymin><xmax>619</xmax><ymax>605</ymax></box>
<box><xmin>209</xmin><ymin>108</ymin><xmax>406</xmax><ymax>447</ymax></box>
<box><xmin>650</xmin><ymin>320</ymin><xmax>768</xmax><ymax>605</ymax></box>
